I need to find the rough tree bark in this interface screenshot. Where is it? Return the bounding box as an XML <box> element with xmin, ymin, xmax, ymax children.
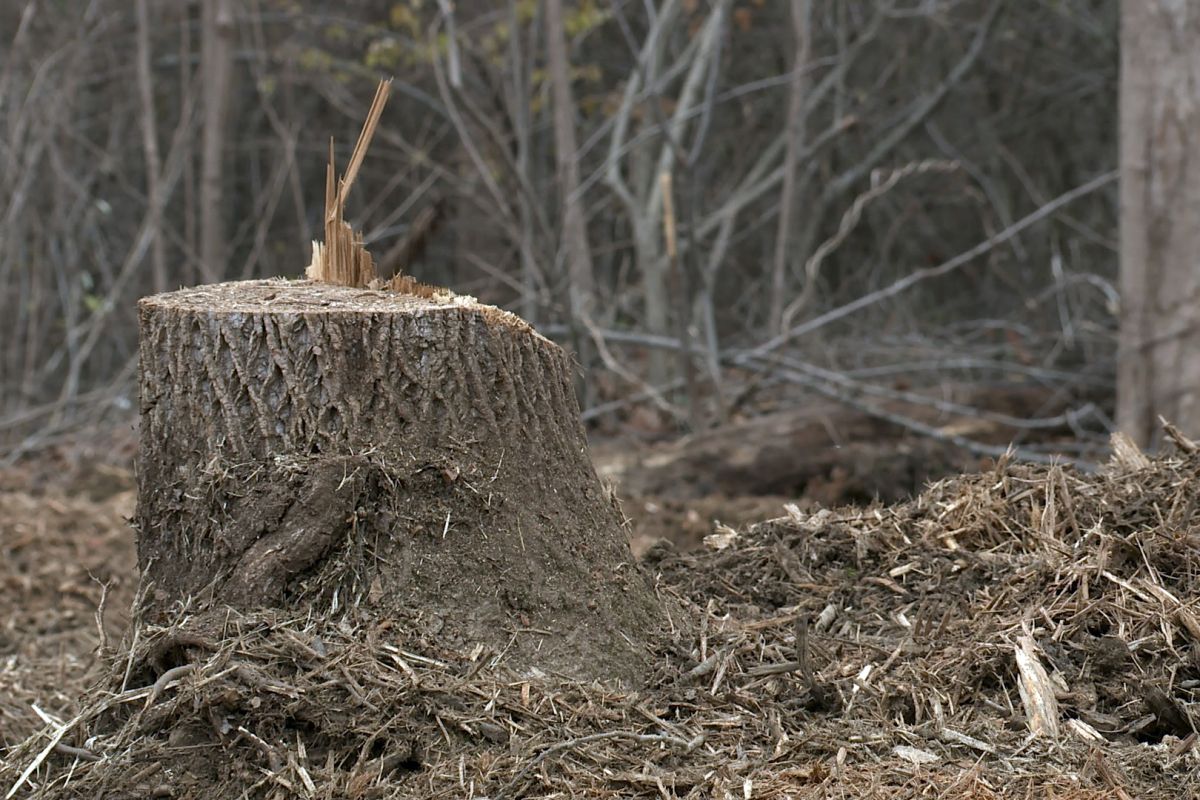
<box><xmin>135</xmin><ymin>280</ymin><xmax>665</xmax><ymax>683</ymax></box>
<box><xmin>1118</xmin><ymin>1</ymin><xmax>1200</xmax><ymax>447</ymax></box>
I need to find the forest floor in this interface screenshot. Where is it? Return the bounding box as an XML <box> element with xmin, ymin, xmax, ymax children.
<box><xmin>0</xmin><ymin>421</ymin><xmax>1195</xmax><ymax>798</ymax></box>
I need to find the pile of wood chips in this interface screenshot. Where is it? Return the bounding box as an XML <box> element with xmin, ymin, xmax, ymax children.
<box><xmin>3</xmin><ymin>434</ymin><xmax>1199</xmax><ymax>798</ymax></box>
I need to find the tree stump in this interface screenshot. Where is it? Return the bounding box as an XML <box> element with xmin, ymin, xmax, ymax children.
<box><xmin>135</xmin><ymin>279</ymin><xmax>665</xmax><ymax>683</ymax></box>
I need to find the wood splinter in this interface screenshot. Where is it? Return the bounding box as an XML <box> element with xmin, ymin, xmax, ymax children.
<box><xmin>306</xmin><ymin>78</ymin><xmax>444</xmax><ymax>298</ymax></box>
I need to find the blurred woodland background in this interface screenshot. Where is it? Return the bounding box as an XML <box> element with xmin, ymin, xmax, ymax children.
<box><xmin>0</xmin><ymin>0</ymin><xmax>1125</xmax><ymax>470</ymax></box>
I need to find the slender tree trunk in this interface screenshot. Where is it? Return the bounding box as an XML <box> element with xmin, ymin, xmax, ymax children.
<box><xmin>510</xmin><ymin>0</ymin><xmax>539</xmax><ymax>323</ymax></box>
<box><xmin>544</xmin><ymin>0</ymin><xmax>596</xmax><ymax>396</ymax></box>
<box><xmin>200</xmin><ymin>0</ymin><xmax>234</xmax><ymax>284</ymax></box>
<box><xmin>644</xmin><ymin>0</ymin><xmax>728</xmax><ymax>387</ymax></box>
<box><xmin>634</xmin><ymin>220</ymin><xmax>668</xmax><ymax>385</ymax></box>
<box><xmin>770</xmin><ymin>0</ymin><xmax>813</xmax><ymax>333</ymax></box>
<box><xmin>135</xmin><ymin>0</ymin><xmax>167</xmax><ymax>293</ymax></box>
<box><xmin>1118</xmin><ymin>1</ymin><xmax>1200</xmax><ymax>447</ymax></box>
<box><xmin>180</xmin><ymin>3</ymin><xmax>198</xmax><ymax>285</ymax></box>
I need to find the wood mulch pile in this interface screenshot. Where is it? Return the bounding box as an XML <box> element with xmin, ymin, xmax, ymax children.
<box><xmin>3</xmin><ymin>435</ymin><xmax>1198</xmax><ymax>798</ymax></box>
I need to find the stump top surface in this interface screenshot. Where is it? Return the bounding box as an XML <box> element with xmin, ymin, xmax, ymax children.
<box><xmin>141</xmin><ymin>278</ymin><xmax>533</xmax><ymax>332</ymax></box>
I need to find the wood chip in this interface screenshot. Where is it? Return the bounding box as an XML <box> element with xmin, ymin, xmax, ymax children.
<box><xmin>1015</xmin><ymin>635</ymin><xmax>1060</xmax><ymax>739</ymax></box>
<box><xmin>893</xmin><ymin>745</ymin><xmax>940</xmax><ymax>764</ymax></box>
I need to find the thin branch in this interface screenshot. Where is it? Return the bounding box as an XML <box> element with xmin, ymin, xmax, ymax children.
<box><xmin>134</xmin><ymin>0</ymin><xmax>166</xmax><ymax>292</ymax></box>
<box><xmin>779</xmin><ymin>159</ymin><xmax>961</xmax><ymax>331</ymax></box>
<box><xmin>435</xmin><ymin>0</ymin><xmax>463</xmax><ymax>89</ymax></box>
<box><xmin>770</xmin><ymin>0</ymin><xmax>813</xmax><ymax>331</ymax></box>
<box><xmin>823</xmin><ymin>1</ymin><xmax>1003</xmax><ymax>199</ymax></box>
<box><xmin>497</xmin><ymin>730</ymin><xmax>700</xmax><ymax>800</ymax></box>
<box><xmin>745</xmin><ymin>170</ymin><xmax>1118</xmax><ymax>360</ymax></box>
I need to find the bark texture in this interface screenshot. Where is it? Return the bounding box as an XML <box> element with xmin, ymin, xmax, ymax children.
<box><xmin>1118</xmin><ymin>1</ymin><xmax>1200</xmax><ymax>447</ymax></box>
<box><xmin>136</xmin><ymin>280</ymin><xmax>664</xmax><ymax>683</ymax></box>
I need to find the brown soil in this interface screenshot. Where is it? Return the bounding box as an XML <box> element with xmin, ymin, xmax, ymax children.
<box><xmin>0</xmin><ymin>478</ymin><xmax>136</xmax><ymax>750</ymax></box>
<box><xmin>2</xmin><ymin>440</ymin><xmax>1198</xmax><ymax>798</ymax></box>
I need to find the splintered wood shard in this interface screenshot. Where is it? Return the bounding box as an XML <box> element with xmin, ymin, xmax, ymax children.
<box><xmin>307</xmin><ymin>79</ymin><xmax>393</xmax><ymax>287</ymax></box>
<box><xmin>1015</xmin><ymin>635</ymin><xmax>1060</xmax><ymax>739</ymax></box>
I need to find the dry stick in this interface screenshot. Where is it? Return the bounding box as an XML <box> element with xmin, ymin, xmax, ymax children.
<box><xmin>1014</xmin><ymin>635</ymin><xmax>1060</xmax><ymax>739</ymax></box>
<box><xmin>4</xmin><ymin>712</ymin><xmax>88</xmax><ymax>799</ymax></box>
<box><xmin>745</xmin><ymin>614</ymin><xmax>812</xmax><ymax>678</ymax></box>
<box><xmin>586</xmin><ymin>3</ymin><xmax>846</xmax><ymax>203</ymax></box>
<box><xmin>496</xmin><ymin>730</ymin><xmax>700</xmax><ymax>800</ymax></box>
<box><xmin>52</xmin><ymin>742</ymin><xmax>99</xmax><ymax>763</ymax></box>
<box><xmin>1160</xmin><ymin>417</ymin><xmax>1199</xmax><ymax>453</ymax></box>
<box><xmin>758</xmin><ymin>355</ymin><xmax>1098</xmax><ymax>469</ymax></box>
<box><xmin>120</xmin><ymin>578</ymin><xmax>154</xmax><ymax>693</ymax></box>
<box><xmin>0</xmin><ymin>354</ymin><xmax>136</xmax><ymax>464</ymax></box>
<box><xmin>744</xmin><ymin>0</ymin><xmax>994</xmax><ymax>324</ymax></box>
<box><xmin>0</xmin><ymin>3</ymin><xmax>35</xmax><ymax>104</ymax></box>
<box><xmin>1092</xmin><ymin>751</ymin><xmax>1135</xmax><ymax>800</ymax></box>
<box><xmin>310</xmin><ymin>79</ymin><xmax>393</xmax><ymax>286</ymax></box>
<box><xmin>199</xmin><ymin>0</ymin><xmax>234</xmax><ymax>284</ymax></box>
<box><xmin>561</xmin><ymin>170</ymin><xmax>1113</xmax><ymax>407</ymax></box>
<box><xmin>8</xmin><ymin>696</ymin><xmax>147</xmax><ymax>796</ymax></box>
<box><xmin>378</xmin><ymin>200</ymin><xmax>444</xmax><ymax>280</ymax></box>
<box><xmin>577</xmin><ymin>314</ymin><xmax>685</xmax><ymax>421</ymax></box>
<box><xmin>580</xmin><ymin>377</ymin><xmax>688</xmax><ymax>421</ymax></box>
<box><xmin>53</xmin><ymin>73</ymin><xmax>202</xmax><ymax>405</ymax></box>
<box><xmin>434</xmin><ymin>0</ymin><xmax>463</xmax><ymax>89</ymax></box>
<box><xmin>5</xmin><ymin>637</ymin><xmax>194</xmax><ymax>799</ymax></box>
<box><xmin>602</xmin><ymin>0</ymin><xmax>730</xmax><ymax>387</ymax></box>
<box><xmin>243</xmin><ymin>5</ymin><xmax>311</xmax><ymax>249</ymax></box>
<box><xmin>428</xmin><ymin>20</ymin><xmax>515</xmax><ymax>231</ymax></box>
<box><xmin>340</xmin><ymin>79</ymin><xmax>392</xmax><ymax>204</ymax></box>
<box><xmin>795</xmin><ymin>615</ymin><xmax>814</xmax><ymax>692</ymax></box>
<box><xmin>546</xmin><ymin>0</ymin><xmax>599</xmax><ymax>402</ymax></box>
<box><xmin>553</xmin><ymin>324</ymin><xmax>1100</xmax><ymax>468</ymax></box>
<box><xmin>661</xmin><ymin>171</ymin><xmax>700</xmax><ymax>427</ymax></box>
<box><xmin>508</xmin><ymin>0</ymin><xmax>541</xmax><ymax>322</ymax></box>
<box><xmin>769</xmin><ymin>0</ymin><xmax>813</xmax><ymax>331</ymax></box>
<box><xmin>743</xmin><ymin>169</ymin><xmax>1118</xmax><ymax>361</ymax></box>
<box><xmin>756</xmin><ymin>349</ymin><xmax>1102</xmax><ymax>432</ymax></box>
<box><xmin>93</xmin><ymin>577</ymin><xmax>110</xmax><ymax>653</ymax></box>
<box><xmin>134</xmin><ymin>0</ymin><xmax>167</xmax><ymax>293</ymax></box>
<box><xmin>779</xmin><ymin>158</ymin><xmax>961</xmax><ymax>332</ymax></box>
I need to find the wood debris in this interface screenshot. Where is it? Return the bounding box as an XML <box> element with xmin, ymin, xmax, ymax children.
<box><xmin>306</xmin><ymin>79</ymin><xmax>447</xmax><ymax>298</ymax></box>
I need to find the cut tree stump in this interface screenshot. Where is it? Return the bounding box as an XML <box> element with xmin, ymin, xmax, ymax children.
<box><xmin>135</xmin><ymin>279</ymin><xmax>665</xmax><ymax>683</ymax></box>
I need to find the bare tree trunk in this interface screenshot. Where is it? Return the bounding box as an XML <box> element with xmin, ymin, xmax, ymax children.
<box><xmin>509</xmin><ymin>0</ymin><xmax>539</xmax><ymax>323</ymax></box>
<box><xmin>200</xmin><ymin>0</ymin><xmax>234</xmax><ymax>284</ymax></box>
<box><xmin>135</xmin><ymin>0</ymin><xmax>167</xmax><ymax>293</ymax></box>
<box><xmin>180</xmin><ymin>3</ymin><xmax>198</xmax><ymax>285</ymax></box>
<box><xmin>769</xmin><ymin>0</ymin><xmax>813</xmax><ymax>333</ymax></box>
<box><xmin>1118</xmin><ymin>1</ymin><xmax>1200</xmax><ymax>447</ymax></box>
<box><xmin>660</xmin><ymin>171</ymin><xmax>699</xmax><ymax>427</ymax></box>
<box><xmin>634</xmin><ymin>220</ymin><xmax>668</xmax><ymax>385</ymax></box>
<box><xmin>544</xmin><ymin>0</ymin><xmax>596</xmax><ymax>395</ymax></box>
